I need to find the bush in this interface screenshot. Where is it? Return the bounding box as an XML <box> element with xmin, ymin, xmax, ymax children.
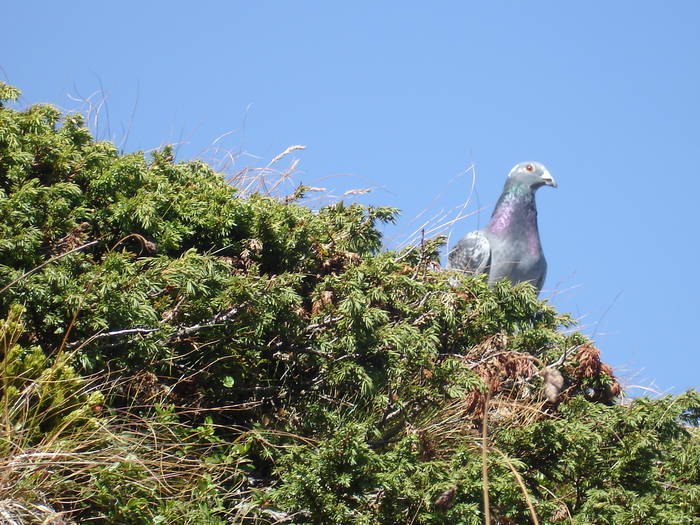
<box><xmin>0</xmin><ymin>82</ymin><xmax>698</xmax><ymax>523</ymax></box>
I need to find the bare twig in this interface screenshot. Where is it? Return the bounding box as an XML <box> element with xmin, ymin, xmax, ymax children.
<box><xmin>547</xmin><ymin>345</ymin><xmax>581</xmax><ymax>369</ymax></box>
<box><xmin>305</xmin><ymin>316</ymin><xmax>343</xmax><ymax>333</ymax></box>
<box><xmin>168</xmin><ymin>305</ymin><xmax>243</xmax><ymax>342</ymax></box>
<box><xmin>66</xmin><ymin>327</ymin><xmax>158</xmax><ymax>349</ymax></box>
<box><xmin>68</xmin><ymin>304</ymin><xmax>246</xmax><ymax>351</ymax></box>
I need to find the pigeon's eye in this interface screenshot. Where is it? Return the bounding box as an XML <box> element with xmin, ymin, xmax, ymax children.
<box><xmin>525</xmin><ymin>164</ymin><xmax>534</xmax><ymax>172</ymax></box>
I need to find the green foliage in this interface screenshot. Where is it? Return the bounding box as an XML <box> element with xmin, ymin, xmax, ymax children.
<box><xmin>0</xmin><ymin>87</ymin><xmax>698</xmax><ymax>523</ymax></box>
<box><xmin>0</xmin><ymin>306</ymin><xmax>240</xmax><ymax>524</ymax></box>
<box><xmin>498</xmin><ymin>394</ymin><xmax>700</xmax><ymax>524</ymax></box>
<box><xmin>0</xmin><ymin>82</ymin><xmax>21</xmax><ymax>106</ymax></box>
<box><xmin>0</xmin><ymin>304</ymin><xmax>103</xmax><ymax>448</ymax></box>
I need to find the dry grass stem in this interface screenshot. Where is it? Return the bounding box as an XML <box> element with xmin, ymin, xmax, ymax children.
<box><xmin>481</xmin><ymin>389</ymin><xmax>491</xmax><ymax>525</ymax></box>
<box><xmin>492</xmin><ymin>447</ymin><xmax>540</xmax><ymax>525</ymax></box>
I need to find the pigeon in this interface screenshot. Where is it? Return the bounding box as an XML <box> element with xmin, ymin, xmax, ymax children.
<box><xmin>448</xmin><ymin>161</ymin><xmax>557</xmax><ymax>293</ymax></box>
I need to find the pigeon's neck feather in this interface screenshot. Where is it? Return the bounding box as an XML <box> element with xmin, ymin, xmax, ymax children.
<box><xmin>485</xmin><ymin>182</ymin><xmax>541</xmax><ymax>255</ymax></box>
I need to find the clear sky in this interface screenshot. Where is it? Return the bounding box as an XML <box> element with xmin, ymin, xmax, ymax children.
<box><xmin>3</xmin><ymin>1</ymin><xmax>699</xmax><ymax>394</ymax></box>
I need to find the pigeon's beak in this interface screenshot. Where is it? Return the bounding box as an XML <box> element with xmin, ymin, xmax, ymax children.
<box><xmin>541</xmin><ymin>170</ymin><xmax>557</xmax><ymax>188</ymax></box>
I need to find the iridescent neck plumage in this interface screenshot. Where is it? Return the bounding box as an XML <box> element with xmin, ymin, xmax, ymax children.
<box><xmin>485</xmin><ymin>181</ymin><xmax>539</xmax><ymax>240</ymax></box>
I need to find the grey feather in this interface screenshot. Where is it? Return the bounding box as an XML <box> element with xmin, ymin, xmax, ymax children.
<box><xmin>448</xmin><ymin>161</ymin><xmax>557</xmax><ymax>294</ymax></box>
<box><xmin>447</xmin><ymin>231</ymin><xmax>490</xmax><ymax>276</ymax></box>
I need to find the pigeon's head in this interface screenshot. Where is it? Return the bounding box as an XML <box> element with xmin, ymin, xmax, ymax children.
<box><xmin>507</xmin><ymin>161</ymin><xmax>557</xmax><ymax>190</ymax></box>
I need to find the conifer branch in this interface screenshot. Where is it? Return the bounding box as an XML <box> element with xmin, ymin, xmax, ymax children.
<box><xmin>0</xmin><ymin>240</ymin><xmax>99</xmax><ymax>296</ymax></box>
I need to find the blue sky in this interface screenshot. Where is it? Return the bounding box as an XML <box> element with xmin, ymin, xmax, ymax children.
<box><xmin>3</xmin><ymin>2</ymin><xmax>699</xmax><ymax>394</ymax></box>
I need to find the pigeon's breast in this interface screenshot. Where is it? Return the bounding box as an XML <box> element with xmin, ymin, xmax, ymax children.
<box><xmin>486</xmin><ymin>235</ymin><xmax>546</xmax><ymax>287</ymax></box>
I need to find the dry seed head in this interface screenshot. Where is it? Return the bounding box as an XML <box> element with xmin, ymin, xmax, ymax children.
<box><xmin>268</xmin><ymin>145</ymin><xmax>307</xmax><ymax>166</ymax></box>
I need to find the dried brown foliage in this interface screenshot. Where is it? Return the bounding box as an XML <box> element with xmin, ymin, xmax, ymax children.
<box><xmin>459</xmin><ymin>334</ymin><xmax>539</xmax><ymax>421</ymax></box>
<box><xmin>565</xmin><ymin>344</ymin><xmax>621</xmax><ymax>403</ymax></box>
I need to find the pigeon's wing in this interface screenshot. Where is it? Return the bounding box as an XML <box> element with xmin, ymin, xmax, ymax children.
<box><xmin>448</xmin><ymin>231</ymin><xmax>491</xmax><ymax>275</ymax></box>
